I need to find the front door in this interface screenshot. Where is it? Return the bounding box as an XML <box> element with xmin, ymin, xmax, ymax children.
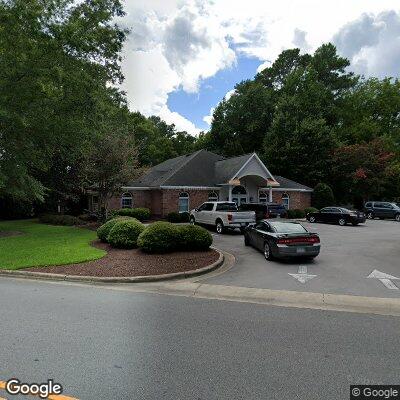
<box><xmin>232</xmin><ymin>185</ymin><xmax>247</xmax><ymax>206</ymax></box>
<box><xmin>232</xmin><ymin>195</ymin><xmax>247</xmax><ymax>207</ymax></box>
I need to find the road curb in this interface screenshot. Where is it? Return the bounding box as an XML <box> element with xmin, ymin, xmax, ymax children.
<box><xmin>0</xmin><ymin>249</ymin><xmax>224</xmax><ymax>284</ymax></box>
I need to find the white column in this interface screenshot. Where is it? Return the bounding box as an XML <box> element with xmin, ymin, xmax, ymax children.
<box><xmin>269</xmin><ymin>187</ymin><xmax>273</xmax><ymax>202</ymax></box>
<box><xmin>228</xmin><ymin>185</ymin><xmax>232</xmax><ymax>202</ymax></box>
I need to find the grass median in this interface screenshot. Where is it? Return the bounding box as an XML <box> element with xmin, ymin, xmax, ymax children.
<box><xmin>0</xmin><ymin>219</ymin><xmax>105</xmax><ymax>270</ymax></box>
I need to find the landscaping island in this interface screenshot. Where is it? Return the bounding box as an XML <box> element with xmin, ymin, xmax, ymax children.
<box><xmin>24</xmin><ymin>240</ymin><xmax>219</xmax><ymax>277</ymax></box>
<box><xmin>0</xmin><ymin>214</ymin><xmax>220</xmax><ymax>279</ymax></box>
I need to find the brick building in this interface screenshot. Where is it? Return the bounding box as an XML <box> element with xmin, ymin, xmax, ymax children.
<box><xmin>100</xmin><ymin>150</ymin><xmax>312</xmax><ymax>217</ymax></box>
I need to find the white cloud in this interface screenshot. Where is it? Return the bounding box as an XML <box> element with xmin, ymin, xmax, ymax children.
<box><xmin>123</xmin><ymin>0</ymin><xmax>400</xmax><ymax>135</ymax></box>
<box><xmin>333</xmin><ymin>10</ymin><xmax>400</xmax><ymax>78</ymax></box>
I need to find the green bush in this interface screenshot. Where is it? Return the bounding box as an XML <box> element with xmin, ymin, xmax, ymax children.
<box><xmin>112</xmin><ymin>208</ymin><xmax>151</xmax><ymax>221</ymax></box>
<box><xmin>137</xmin><ymin>222</ymin><xmax>180</xmax><ymax>253</ymax></box>
<box><xmin>304</xmin><ymin>207</ymin><xmax>318</xmax><ymax>215</ymax></box>
<box><xmin>107</xmin><ymin>219</ymin><xmax>145</xmax><ymax>249</ymax></box>
<box><xmin>177</xmin><ymin>225</ymin><xmax>212</xmax><ymax>251</ymax></box>
<box><xmin>97</xmin><ymin>216</ymin><xmax>134</xmax><ymax>242</ymax></box>
<box><xmin>313</xmin><ymin>183</ymin><xmax>335</xmax><ymax>209</ymax></box>
<box><xmin>166</xmin><ymin>211</ymin><xmax>190</xmax><ymax>223</ymax></box>
<box><xmin>39</xmin><ymin>214</ymin><xmax>82</xmax><ymax>226</ymax></box>
<box><xmin>286</xmin><ymin>209</ymin><xmax>306</xmax><ymax>219</ymax></box>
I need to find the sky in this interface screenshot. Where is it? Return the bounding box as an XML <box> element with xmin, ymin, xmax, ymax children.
<box><xmin>121</xmin><ymin>0</ymin><xmax>400</xmax><ymax>135</ymax></box>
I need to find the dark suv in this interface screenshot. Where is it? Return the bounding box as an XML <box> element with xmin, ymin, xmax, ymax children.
<box><xmin>240</xmin><ymin>202</ymin><xmax>287</xmax><ymax>221</ymax></box>
<box><xmin>364</xmin><ymin>201</ymin><xmax>400</xmax><ymax>221</ymax></box>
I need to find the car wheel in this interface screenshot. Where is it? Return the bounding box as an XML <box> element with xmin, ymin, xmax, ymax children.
<box><xmin>216</xmin><ymin>220</ymin><xmax>224</xmax><ymax>234</ymax></box>
<box><xmin>396</xmin><ymin>214</ymin><xmax>400</xmax><ymax>222</ymax></box>
<box><xmin>367</xmin><ymin>212</ymin><xmax>374</xmax><ymax>219</ymax></box>
<box><xmin>190</xmin><ymin>217</ymin><xmax>195</xmax><ymax>225</ymax></box>
<box><xmin>338</xmin><ymin>218</ymin><xmax>346</xmax><ymax>226</ymax></box>
<box><xmin>244</xmin><ymin>234</ymin><xmax>250</xmax><ymax>246</ymax></box>
<box><xmin>309</xmin><ymin>216</ymin><xmax>316</xmax><ymax>223</ymax></box>
<box><xmin>264</xmin><ymin>242</ymin><xmax>273</xmax><ymax>261</ymax></box>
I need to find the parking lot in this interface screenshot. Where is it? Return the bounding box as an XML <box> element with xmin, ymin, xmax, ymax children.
<box><xmin>204</xmin><ymin>219</ymin><xmax>400</xmax><ymax>298</ymax></box>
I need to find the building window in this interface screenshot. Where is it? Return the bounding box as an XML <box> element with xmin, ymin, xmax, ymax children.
<box><xmin>178</xmin><ymin>192</ymin><xmax>189</xmax><ymax>212</ymax></box>
<box><xmin>121</xmin><ymin>192</ymin><xmax>133</xmax><ymax>208</ymax></box>
<box><xmin>282</xmin><ymin>193</ymin><xmax>290</xmax><ymax>209</ymax></box>
<box><xmin>208</xmin><ymin>191</ymin><xmax>219</xmax><ymax>201</ymax></box>
<box><xmin>259</xmin><ymin>191</ymin><xmax>268</xmax><ymax>204</ymax></box>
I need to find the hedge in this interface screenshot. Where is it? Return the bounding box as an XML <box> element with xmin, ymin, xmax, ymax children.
<box><xmin>166</xmin><ymin>211</ymin><xmax>190</xmax><ymax>223</ymax></box>
<box><xmin>286</xmin><ymin>209</ymin><xmax>306</xmax><ymax>219</ymax></box>
<box><xmin>107</xmin><ymin>219</ymin><xmax>145</xmax><ymax>249</ymax></box>
<box><xmin>39</xmin><ymin>214</ymin><xmax>83</xmax><ymax>226</ymax></box>
<box><xmin>137</xmin><ymin>222</ymin><xmax>213</xmax><ymax>253</ymax></box>
<box><xmin>110</xmin><ymin>208</ymin><xmax>151</xmax><ymax>221</ymax></box>
<box><xmin>97</xmin><ymin>216</ymin><xmax>135</xmax><ymax>242</ymax></box>
<box><xmin>304</xmin><ymin>207</ymin><xmax>318</xmax><ymax>215</ymax></box>
<box><xmin>137</xmin><ymin>222</ymin><xmax>179</xmax><ymax>253</ymax></box>
<box><xmin>177</xmin><ymin>225</ymin><xmax>212</xmax><ymax>251</ymax></box>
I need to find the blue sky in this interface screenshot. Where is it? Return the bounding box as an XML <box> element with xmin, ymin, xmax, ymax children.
<box><xmin>127</xmin><ymin>1</ymin><xmax>400</xmax><ymax>135</ymax></box>
<box><xmin>167</xmin><ymin>55</ymin><xmax>263</xmax><ymax>131</ymax></box>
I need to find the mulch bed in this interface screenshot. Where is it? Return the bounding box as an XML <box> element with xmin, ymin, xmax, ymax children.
<box><xmin>23</xmin><ymin>240</ymin><xmax>220</xmax><ymax>277</ymax></box>
<box><xmin>0</xmin><ymin>231</ymin><xmax>24</xmax><ymax>238</ymax></box>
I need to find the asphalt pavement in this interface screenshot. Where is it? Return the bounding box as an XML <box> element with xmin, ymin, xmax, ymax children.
<box><xmin>205</xmin><ymin>219</ymin><xmax>400</xmax><ymax>298</ymax></box>
<box><xmin>0</xmin><ymin>278</ymin><xmax>400</xmax><ymax>400</ymax></box>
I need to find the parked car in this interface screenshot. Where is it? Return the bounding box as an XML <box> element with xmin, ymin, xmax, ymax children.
<box><xmin>240</xmin><ymin>202</ymin><xmax>287</xmax><ymax>220</ymax></box>
<box><xmin>364</xmin><ymin>201</ymin><xmax>400</xmax><ymax>221</ymax></box>
<box><xmin>190</xmin><ymin>201</ymin><xmax>256</xmax><ymax>234</ymax></box>
<box><xmin>244</xmin><ymin>220</ymin><xmax>320</xmax><ymax>260</ymax></box>
<box><xmin>306</xmin><ymin>207</ymin><xmax>366</xmax><ymax>226</ymax></box>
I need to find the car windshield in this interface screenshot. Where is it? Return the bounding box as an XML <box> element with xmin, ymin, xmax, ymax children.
<box><xmin>216</xmin><ymin>202</ymin><xmax>238</xmax><ymax>211</ymax></box>
<box><xmin>340</xmin><ymin>208</ymin><xmax>355</xmax><ymax>213</ymax></box>
<box><xmin>269</xmin><ymin>222</ymin><xmax>307</xmax><ymax>234</ymax></box>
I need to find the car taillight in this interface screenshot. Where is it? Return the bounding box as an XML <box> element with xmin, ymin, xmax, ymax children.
<box><xmin>277</xmin><ymin>236</ymin><xmax>320</xmax><ymax>245</ymax></box>
<box><xmin>227</xmin><ymin>214</ymin><xmax>233</xmax><ymax>221</ymax></box>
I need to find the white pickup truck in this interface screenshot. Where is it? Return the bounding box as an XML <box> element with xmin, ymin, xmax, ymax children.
<box><xmin>190</xmin><ymin>201</ymin><xmax>256</xmax><ymax>234</ymax></box>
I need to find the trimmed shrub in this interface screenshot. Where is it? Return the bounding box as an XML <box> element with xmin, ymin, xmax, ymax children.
<box><xmin>177</xmin><ymin>225</ymin><xmax>212</xmax><ymax>251</ymax></box>
<box><xmin>97</xmin><ymin>216</ymin><xmax>135</xmax><ymax>242</ymax></box>
<box><xmin>137</xmin><ymin>222</ymin><xmax>179</xmax><ymax>253</ymax></box>
<box><xmin>107</xmin><ymin>219</ymin><xmax>145</xmax><ymax>249</ymax></box>
<box><xmin>304</xmin><ymin>207</ymin><xmax>318</xmax><ymax>215</ymax></box>
<box><xmin>286</xmin><ymin>209</ymin><xmax>306</xmax><ymax>219</ymax></box>
<box><xmin>112</xmin><ymin>208</ymin><xmax>151</xmax><ymax>221</ymax></box>
<box><xmin>313</xmin><ymin>183</ymin><xmax>335</xmax><ymax>209</ymax></box>
<box><xmin>166</xmin><ymin>211</ymin><xmax>190</xmax><ymax>223</ymax></box>
<box><xmin>39</xmin><ymin>214</ymin><xmax>82</xmax><ymax>226</ymax></box>
<box><xmin>78</xmin><ymin>213</ymin><xmax>98</xmax><ymax>222</ymax></box>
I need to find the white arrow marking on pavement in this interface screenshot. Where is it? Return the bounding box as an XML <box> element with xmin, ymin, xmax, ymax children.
<box><xmin>288</xmin><ymin>265</ymin><xmax>317</xmax><ymax>284</ymax></box>
<box><xmin>367</xmin><ymin>269</ymin><xmax>399</xmax><ymax>290</ymax></box>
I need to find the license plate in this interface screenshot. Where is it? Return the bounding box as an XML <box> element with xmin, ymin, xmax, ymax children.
<box><xmin>296</xmin><ymin>247</ymin><xmax>306</xmax><ymax>254</ymax></box>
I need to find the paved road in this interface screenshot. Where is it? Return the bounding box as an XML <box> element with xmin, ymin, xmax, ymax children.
<box><xmin>205</xmin><ymin>219</ymin><xmax>400</xmax><ymax>298</ymax></box>
<box><xmin>1</xmin><ymin>278</ymin><xmax>400</xmax><ymax>399</ymax></box>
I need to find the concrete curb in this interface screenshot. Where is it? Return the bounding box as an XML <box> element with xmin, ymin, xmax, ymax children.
<box><xmin>0</xmin><ymin>250</ymin><xmax>224</xmax><ymax>284</ymax></box>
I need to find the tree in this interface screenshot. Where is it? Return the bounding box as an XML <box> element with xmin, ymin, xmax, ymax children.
<box><xmin>81</xmin><ymin>132</ymin><xmax>141</xmax><ymax>216</ymax></box>
<box><xmin>313</xmin><ymin>183</ymin><xmax>335</xmax><ymax>209</ymax></box>
<box><xmin>331</xmin><ymin>139</ymin><xmax>399</xmax><ymax>204</ymax></box>
<box><xmin>0</xmin><ymin>0</ymin><xmax>127</xmax><ymax>203</ymax></box>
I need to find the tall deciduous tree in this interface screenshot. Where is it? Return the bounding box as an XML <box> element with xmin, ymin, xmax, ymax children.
<box><xmin>0</xmin><ymin>0</ymin><xmax>126</xmax><ymax>203</ymax></box>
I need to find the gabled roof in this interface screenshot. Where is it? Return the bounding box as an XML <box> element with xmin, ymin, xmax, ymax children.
<box><xmin>125</xmin><ymin>149</ymin><xmax>312</xmax><ymax>192</ymax></box>
<box><xmin>214</xmin><ymin>153</ymin><xmax>253</xmax><ymax>184</ymax></box>
<box><xmin>273</xmin><ymin>176</ymin><xmax>313</xmax><ymax>191</ymax></box>
<box><xmin>126</xmin><ymin>150</ymin><xmax>223</xmax><ymax>188</ymax></box>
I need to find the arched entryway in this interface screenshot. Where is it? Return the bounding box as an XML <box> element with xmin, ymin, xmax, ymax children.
<box><xmin>231</xmin><ymin>185</ymin><xmax>247</xmax><ymax>206</ymax></box>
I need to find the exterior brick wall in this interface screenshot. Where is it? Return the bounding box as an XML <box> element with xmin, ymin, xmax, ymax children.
<box><xmin>107</xmin><ymin>188</ymin><xmax>311</xmax><ymax>216</ymax></box>
<box><xmin>272</xmin><ymin>191</ymin><xmax>311</xmax><ymax>210</ymax></box>
<box><xmin>161</xmin><ymin>189</ymin><xmax>210</xmax><ymax>216</ymax></box>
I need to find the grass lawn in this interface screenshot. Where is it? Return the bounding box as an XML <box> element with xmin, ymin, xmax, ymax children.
<box><xmin>0</xmin><ymin>219</ymin><xmax>106</xmax><ymax>270</ymax></box>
